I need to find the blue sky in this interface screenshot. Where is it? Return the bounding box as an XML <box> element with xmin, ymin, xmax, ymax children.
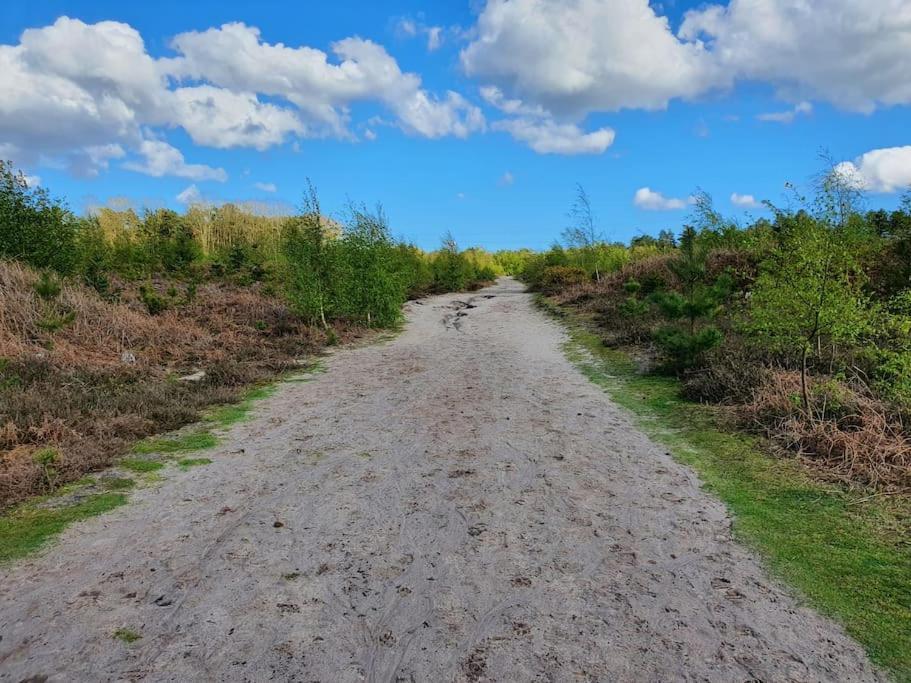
<box><xmin>1</xmin><ymin>0</ymin><xmax>909</xmax><ymax>250</ymax></box>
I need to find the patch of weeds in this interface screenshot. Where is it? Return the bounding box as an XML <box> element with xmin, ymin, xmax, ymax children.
<box><xmin>0</xmin><ymin>493</ymin><xmax>127</xmax><ymax>563</ymax></box>
<box><xmin>545</xmin><ymin>299</ymin><xmax>911</xmax><ymax>679</ymax></box>
<box><xmin>33</xmin><ymin>447</ymin><xmax>60</xmax><ymax>493</ymax></box>
<box><xmin>207</xmin><ymin>384</ymin><xmax>278</xmax><ymax>427</ymax></box>
<box><xmin>282</xmin><ymin>572</ymin><xmax>301</xmax><ymax>580</ymax></box>
<box><xmin>102</xmin><ymin>477</ymin><xmax>136</xmax><ymax>491</ymax></box>
<box><xmin>113</xmin><ymin>628</ymin><xmax>142</xmax><ymax>644</ymax></box>
<box><xmin>132</xmin><ymin>431</ymin><xmax>218</xmax><ymax>455</ymax></box>
<box><xmin>358</xmin><ymin>451</ymin><xmax>372</xmax><ymax>459</ymax></box>
<box><xmin>177</xmin><ymin>457</ymin><xmax>212</xmax><ymax>470</ymax></box>
<box><xmin>120</xmin><ymin>458</ymin><xmax>165</xmax><ymax>474</ymax></box>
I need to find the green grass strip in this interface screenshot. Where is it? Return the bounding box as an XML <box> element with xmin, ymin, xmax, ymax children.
<box><xmin>131</xmin><ymin>431</ymin><xmax>218</xmax><ymax>455</ymax></box>
<box><xmin>177</xmin><ymin>457</ymin><xmax>212</xmax><ymax>470</ymax></box>
<box><xmin>549</xmin><ymin>300</ymin><xmax>911</xmax><ymax>680</ymax></box>
<box><xmin>0</xmin><ymin>493</ymin><xmax>128</xmax><ymax>563</ymax></box>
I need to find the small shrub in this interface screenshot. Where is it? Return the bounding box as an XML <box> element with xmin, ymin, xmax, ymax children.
<box><xmin>36</xmin><ymin>310</ymin><xmax>76</xmax><ymax>333</ymax></box>
<box><xmin>537</xmin><ymin>266</ymin><xmax>587</xmax><ymax>295</ymax></box>
<box><xmin>33</xmin><ymin>271</ymin><xmax>62</xmax><ymax>300</ymax></box>
<box><xmin>653</xmin><ymin>325</ymin><xmax>724</xmax><ymax>372</ymax></box>
<box><xmin>138</xmin><ymin>285</ymin><xmax>168</xmax><ymax>316</ymax></box>
<box><xmin>33</xmin><ymin>447</ymin><xmax>59</xmax><ymax>492</ymax></box>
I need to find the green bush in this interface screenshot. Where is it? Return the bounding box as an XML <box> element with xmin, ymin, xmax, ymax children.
<box><xmin>431</xmin><ymin>233</ymin><xmax>475</xmax><ymax>293</ymax></box>
<box><xmin>654</xmin><ymin>325</ymin><xmax>724</xmax><ymax>372</ymax></box>
<box><xmin>0</xmin><ymin>161</ymin><xmax>79</xmax><ymax>274</ymax></box>
<box><xmin>537</xmin><ymin>265</ymin><xmax>587</xmax><ymax>294</ymax></box>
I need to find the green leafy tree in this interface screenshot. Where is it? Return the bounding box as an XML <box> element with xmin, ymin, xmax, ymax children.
<box><xmin>281</xmin><ymin>182</ymin><xmax>340</xmax><ymax>328</ymax></box>
<box><xmin>562</xmin><ymin>184</ymin><xmax>603</xmax><ymax>281</ymax></box>
<box><xmin>431</xmin><ymin>232</ymin><xmax>473</xmax><ymax>292</ymax></box>
<box><xmin>0</xmin><ymin>161</ymin><xmax>78</xmax><ymax>273</ymax></box>
<box><xmin>339</xmin><ymin>202</ymin><xmax>404</xmax><ymax>326</ymax></box>
<box><xmin>650</xmin><ymin>227</ymin><xmax>729</xmax><ymax>371</ymax></box>
<box><xmin>747</xmin><ymin>170</ymin><xmax>870</xmax><ymax>412</ymax></box>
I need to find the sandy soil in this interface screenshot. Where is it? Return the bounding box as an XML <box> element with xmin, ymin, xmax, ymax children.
<box><xmin>0</xmin><ymin>278</ymin><xmax>885</xmax><ymax>682</ymax></box>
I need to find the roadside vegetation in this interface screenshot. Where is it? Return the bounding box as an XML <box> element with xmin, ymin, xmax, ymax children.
<box><xmin>0</xmin><ymin>161</ymin><xmax>498</xmax><ymax>508</ymax></box>
<box><xmin>503</xmin><ymin>169</ymin><xmax>911</xmax><ymax>491</ymax></box>
<box><xmin>514</xmin><ymin>166</ymin><xmax>910</xmax><ymax>678</ymax></box>
<box><xmin>543</xmin><ymin>300</ymin><xmax>910</xmax><ymax>677</ymax></box>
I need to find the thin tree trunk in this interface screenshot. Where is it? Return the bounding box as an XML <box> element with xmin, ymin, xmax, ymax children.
<box><xmin>801</xmin><ymin>344</ymin><xmax>810</xmax><ymax>416</ymax></box>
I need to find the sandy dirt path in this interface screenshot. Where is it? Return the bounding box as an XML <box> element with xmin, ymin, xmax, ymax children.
<box><xmin>0</xmin><ymin>278</ymin><xmax>885</xmax><ymax>682</ymax></box>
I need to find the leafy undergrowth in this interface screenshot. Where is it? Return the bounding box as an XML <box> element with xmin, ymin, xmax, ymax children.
<box><xmin>542</xmin><ymin>297</ymin><xmax>911</xmax><ymax>679</ymax></box>
<box><xmin>0</xmin><ymin>260</ymin><xmax>356</xmax><ymax>507</ymax></box>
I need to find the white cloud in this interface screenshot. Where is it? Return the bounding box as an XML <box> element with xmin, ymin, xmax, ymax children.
<box><xmin>67</xmin><ymin>144</ymin><xmax>127</xmax><ymax>178</ymax></box>
<box><xmin>835</xmin><ymin>146</ymin><xmax>911</xmax><ymax>193</ymax></box>
<box><xmin>171</xmin><ymin>86</ymin><xmax>303</xmax><ymax>149</ymax></box>
<box><xmin>757</xmin><ymin>101</ymin><xmax>812</xmax><ymax>124</ymax></box>
<box><xmin>23</xmin><ymin>174</ymin><xmax>40</xmax><ymax>187</ymax></box>
<box><xmin>396</xmin><ymin>18</ymin><xmax>445</xmax><ymax>52</ymax></box>
<box><xmin>170</xmin><ymin>24</ymin><xmax>483</xmax><ymax>139</ymax></box>
<box><xmin>479</xmin><ymin>86</ymin><xmax>548</xmax><ymax>117</ymax></box>
<box><xmin>634</xmin><ymin>187</ymin><xmax>692</xmax><ymax>211</ymax></box>
<box><xmin>462</xmin><ymin>0</ymin><xmax>911</xmax><ymax>127</ymax></box>
<box><xmin>176</xmin><ymin>184</ymin><xmax>203</xmax><ymax>205</ymax></box>
<box><xmin>396</xmin><ymin>18</ymin><xmax>418</xmax><ymax>37</ymax></box>
<box><xmin>426</xmin><ymin>27</ymin><xmax>443</xmax><ymax>51</ymax></box>
<box><xmin>364</xmin><ymin>128</ymin><xmax>377</xmax><ymax>141</ymax></box>
<box><xmin>254</xmin><ymin>181</ymin><xmax>277</xmax><ymax>193</ymax></box>
<box><xmin>463</xmin><ymin>0</ymin><xmax>718</xmax><ymax>117</ymax></box>
<box><xmin>731</xmin><ymin>192</ymin><xmax>761</xmax><ymax>208</ymax></box>
<box><xmin>492</xmin><ymin>118</ymin><xmax>615</xmax><ymax>155</ymax></box>
<box><xmin>499</xmin><ymin>171</ymin><xmax>515</xmax><ymax>186</ymax></box>
<box><xmin>680</xmin><ymin>0</ymin><xmax>911</xmax><ymax>113</ymax></box>
<box><xmin>124</xmin><ymin>140</ymin><xmax>227</xmax><ymax>182</ymax></box>
<box><xmin>0</xmin><ymin>17</ymin><xmax>484</xmax><ymax>178</ymax></box>
<box><xmin>0</xmin><ymin>18</ymin><xmax>157</xmax><ymax>168</ymax></box>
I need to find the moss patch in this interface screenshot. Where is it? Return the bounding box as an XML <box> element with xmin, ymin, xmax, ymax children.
<box><xmin>0</xmin><ymin>493</ymin><xmax>128</xmax><ymax>563</ymax></box>
<box><xmin>131</xmin><ymin>431</ymin><xmax>218</xmax><ymax>455</ymax></box>
<box><xmin>177</xmin><ymin>457</ymin><xmax>212</xmax><ymax>470</ymax></box>
<box><xmin>119</xmin><ymin>458</ymin><xmax>165</xmax><ymax>473</ymax></box>
<box><xmin>113</xmin><ymin>627</ymin><xmax>142</xmax><ymax>644</ymax></box>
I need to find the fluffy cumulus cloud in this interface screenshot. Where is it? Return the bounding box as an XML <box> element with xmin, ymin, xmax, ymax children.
<box><xmin>634</xmin><ymin>187</ymin><xmax>692</xmax><ymax>211</ymax></box>
<box><xmin>171</xmin><ymin>86</ymin><xmax>304</xmax><ymax>150</ymax></box>
<box><xmin>462</xmin><ymin>0</ymin><xmax>718</xmax><ymax>116</ymax></box>
<box><xmin>0</xmin><ymin>17</ymin><xmax>484</xmax><ymax>179</ymax></box>
<box><xmin>679</xmin><ymin>0</ymin><xmax>911</xmax><ymax>113</ymax></box>
<box><xmin>461</xmin><ymin>0</ymin><xmax>911</xmax><ymax>151</ymax></box>
<box><xmin>254</xmin><ymin>181</ymin><xmax>277</xmax><ymax>193</ymax></box>
<box><xmin>124</xmin><ymin>140</ymin><xmax>227</xmax><ymax>182</ymax></box>
<box><xmin>167</xmin><ymin>24</ymin><xmax>483</xmax><ymax>139</ymax></box>
<box><xmin>835</xmin><ymin>146</ymin><xmax>911</xmax><ymax>193</ymax></box>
